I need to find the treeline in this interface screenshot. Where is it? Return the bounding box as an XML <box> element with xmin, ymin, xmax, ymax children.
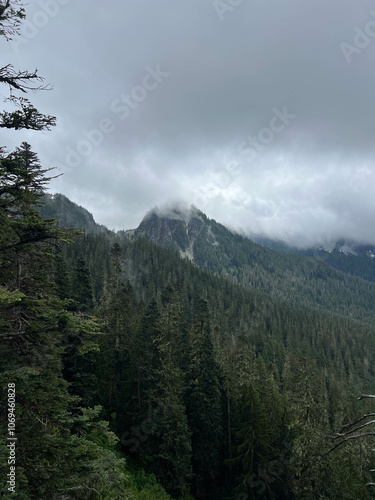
<box><xmin>55</xmin><ymin>223</ymin><xmax>375</xmax><ymax>499</ymax></box>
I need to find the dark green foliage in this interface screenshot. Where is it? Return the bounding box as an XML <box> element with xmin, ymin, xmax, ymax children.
<box><xmin>186</xmin><ymin>299</ymin><xmax>223</xmax><ymax>499</ymax></box>
<box><xmin>54</xmin><ymin>226</ymin><xmax>375</xmax><ymax>498</ymax></box>
<box><xmin>7</xmin><ymin>175</ymin><xmax>375</xmax><ymax>499</ymax></box>
<box><xmin>324</xmin><ymin>249</ymin><xmax>375</xmax><ymax>283</ymax></box>
<box><xmin>0</xmin><ymin>148</ymin><xmax>136</xmax><ymax>499</ymax></box>
<box><xmin>135</xmin><ymin>208</ymin><xmax>375</xmax><ymax>325</ymax></box>
<box><xmin>39</xmin><ymin>193</ymin><xmax>109</xmax><ymax>235</ymax></box>
<box><xmin>72</xmin><ymin>256</ymin><xmax>94</xmax><ymax>310</ymax></box>
<box><xmin>147</xmin><ymin>286</ymin><xmax>192</xmax><ymax>498</ymax></box>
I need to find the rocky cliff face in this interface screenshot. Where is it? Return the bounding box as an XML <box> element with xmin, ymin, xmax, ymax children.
<box><xmin>135</xmin><ymin>204</ymin><xmax>208</xmax><ymax>260</ymax></box>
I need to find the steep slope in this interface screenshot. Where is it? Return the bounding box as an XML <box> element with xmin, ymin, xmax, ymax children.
<box><xmin>253</xmin><ymin>236</ymin><xmax>375</xmax><ymax>283</ymax></box>
<box><xmin>134</xmin><ymin>204</ymin><xmax>375</xmax><ymax>324</ymax></box>
<box><xmin>134</xmin><ymin>204</ymin><xmax>208</xmax><ymax>260</ymax></box>
<box><xmin>41</xmin><ymin>196</ymin><xmax>375</xmax><ymax>324</ymax></box>
<box><xmin>35</xmin><ymin>195</ymin><xmax>375</xmax><ymax>498</ymax></box>
<box><xmin>40</xmin><ymin>193</ymin><xmax>109</xmax><ymax>234</ymax></box>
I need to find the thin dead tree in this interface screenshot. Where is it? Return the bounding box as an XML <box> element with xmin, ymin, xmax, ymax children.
<box><xmin>326</xmin><ymin>395</ymin><xmax>375</xmax><ymax>487</ymax></box>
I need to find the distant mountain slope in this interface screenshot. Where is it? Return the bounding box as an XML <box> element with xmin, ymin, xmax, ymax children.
<box><xmin>40</xmin><ymin>194</ymin><xmax>109</xmax><ymax>234</ymax></box>
<box><xmin>37</xmin><ymin>195</ymin><xmax>375</xmax><ymax>497</ymax></box>
<box><xmin>41</xmin><ymin>196</ymin><xmax>375</xmax><ymax>324</ymax></box>
<box><xmin>322</xmin><ymin>249</ymin><xmax>375</xmax><ymax>283</ymax></box>
<box><xmin>134</xmin><ymin>204</ymin><xmax>375</xmax><ymax>324</ymax></box>
<box><xmin>253</xmin><ymin>236</ymin><xmax>375</xmax><ymax>283</ymax></box>
<box><xmin>135</xmin><ymin>204</ymin><xmax>208</xmax><ymax>260</ymax></box>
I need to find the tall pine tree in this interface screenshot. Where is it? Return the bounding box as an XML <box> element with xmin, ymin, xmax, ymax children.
<box><xmin>186</xmin><ymin>298</ymin><xmax>223</xmax><ymax>499</ymax></box>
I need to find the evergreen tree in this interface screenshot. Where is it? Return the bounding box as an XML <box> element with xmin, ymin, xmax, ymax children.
<box><xmin>0</xmin><ymin>4</ymin><xmax>55</xmax><ymax>134</ymax></box>
<box><xmin>97</xmin><ymin>274</ymin><xmax>139</xmax><ymax>427</ymax></box>
<box><xmin>150</xmin><ymin>286</ymin><xmax>192</xmax><ymax>498</ymax></box>
<box><xmin>283</xmin><ymin>354</ymin><xmax>331</xmax><ymax>499</ymax></box>
<box><xmin>0</xmin><ymin>5</ymin><xmax>169</xmax><ymax>497</ymax></box>
<box><xmin>0</xmin><ymin>0</ymin><xmax>25</xmax><ymax>40</ymax></box>
<box><xmin>72</xmin><ymin>256</ymin><xmax>94</xmax><ymax>310</ymax></box>
<box><xmin>14</xmin><ymin>141</ymin><xmax>41</xmax><ymax>170</ymax></box>
<box><xmin>0</xmin><ymin>152</ymin><xmax>132</xmax><ymax>498</ymax></box>
<box><xmin>186</xmin><ymin>299</ymin><xmax>223</xmax><ymax>499</ymax></box>
<box><xmin>133</xmin><ymin>299</ymin><xmax>160</xmax><ymax>421</ymax></box>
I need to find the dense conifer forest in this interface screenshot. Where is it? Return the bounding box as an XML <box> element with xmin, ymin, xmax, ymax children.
<box><xmin>4</xmin><ymin>156</ymin><xmax>375</xmax><ymax>498</ymax></box>
<box><xmin>3</xmin><ymin>2</ymin><xmax>375</xmax><ymax>499</ymax></box>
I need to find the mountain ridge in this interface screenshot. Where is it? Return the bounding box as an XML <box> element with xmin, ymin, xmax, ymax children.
<box><xmin>40</xmin><ymin>194</ymin><xmax>375</xmax><ymax>323</ymax></box>
<box><xmin>129</xmin><ymin>201</ymin><xmax>375</xmax><ymax>325</ymax></box>
<box><xmin>134</xmin><ymin>203</ymin><xmax>210</xmax><ymax>260</ymax></box>
<box><xmin>40</xmin><ymin>193</ymin><xmax>110</xmax><ymax>234</ymax></box>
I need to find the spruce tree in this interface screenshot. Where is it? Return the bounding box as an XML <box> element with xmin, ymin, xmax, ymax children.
<box><xmin>283</xmin><ymin>354</ymin><xmax>330</xmax><ymax>498</ymax></box>
<box><xmin>186</xmin><ymin>298</ymin><xmax>223</xmax><ymax>499</ymax></box>
<box><xmin>149</xmin><ymin>285</ymin><xmax>192</xmax><ymax>498</ymax></box>
<box><xmin>0</xmin><ymin>152</ymin><xmax>130</xmax><ymax>498</ymax></box>
<box><xmin>72</xmin><ymin>256</ymin><xmax>94</xmax><ymax>310</ymax></box>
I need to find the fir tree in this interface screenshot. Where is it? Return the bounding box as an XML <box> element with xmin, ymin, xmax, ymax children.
<box><xmin>186</xmin><ymin>298</ymin><xmax>223</xmax><ymax>499</ymax></box>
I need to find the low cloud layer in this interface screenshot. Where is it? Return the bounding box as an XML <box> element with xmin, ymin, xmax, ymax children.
<box><xmin>3</xmin><ymin>0</ymin><xmax>375</xmax><ymax>247</ymax></box>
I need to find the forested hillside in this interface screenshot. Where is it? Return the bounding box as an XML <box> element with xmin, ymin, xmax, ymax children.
<box><xmin>3</xmin><ymin>2</ymin><xmax>375</xmax><ymax>498</ymax></box>
<box><xmin>253</xmin><ymin>236</ymin><xmax>375</xmax><ymax>285</ymax></box>
<box><xmin>40</xmin><ymin>194</ymin><xmax>110</xmax><ymax>235</ymax></box>
<box><xmin>131</xmin><ymin>205</ymin><xmax>375</xmax><ymax>325</ymax></box>
<box><xmin>4</xmin><ymin>156</ymin><xmax>375</xmax><ymax>497</ymax></box>
<box><xmin>31</xmin><ymin>194</ymin><xmax>375</xmax><ymax>499</ymax></box>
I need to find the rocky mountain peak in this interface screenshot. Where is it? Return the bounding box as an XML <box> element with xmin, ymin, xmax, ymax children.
<box><xmin>142</xmin><ymin>202</ymin><xmax>204</xmax><ymax>225</ymax></box>
<box><xmin>135</xmin><ymin>202</ymin><xmax>208</xmax><ymax>260</ymax></box>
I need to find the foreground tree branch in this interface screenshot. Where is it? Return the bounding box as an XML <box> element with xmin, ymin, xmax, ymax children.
<box><xmin>333</xmin><ymin>418</ymin><xmax>375</xmax><ymax>440</ymax></box>
<box><xmin>326</xmin><ymin>431</ymin><xmax>375</xmax><ymax>455</ymax></box>
<box><xmin>0</xmin><ymin>98</ymin><xmax>56</xmax><ymax>130</ymax></box>
<box><xmin>0</xmin><ymin>0</ymin><xmax>25</xmax><ymax>40</ymax></box>
<box><xmin>325</xmin><ymin>394</ymin><xmax>375</xmax><ymax>487</ymax></box>
<box><xmin>0</xmin><ymin>64</ymin><xmax>52</xmax><ymax>94</ymax></box>
<box><xmin>339</xmin><ymin>413</ymin><xmax>375</xmax><ymax>434</ymax></box>
<box><xmin>1</xmin><ymin>3</ymin><xmax>56</xmax><ymax>132</ymax></box>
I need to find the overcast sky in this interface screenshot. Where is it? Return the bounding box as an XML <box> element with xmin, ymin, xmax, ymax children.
<box><xmin>2</xmin><ymin>0</ymin><xmax>375</xmax><ymax>247</ymax></box>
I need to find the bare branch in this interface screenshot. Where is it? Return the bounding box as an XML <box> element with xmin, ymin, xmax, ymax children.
<box><xmin>325</xmin><ymin>432</ymin><xmax>375</xmax><ymax>456</ymax></box>
<box><xmin>339</xmin><ymin>413</ymin><xmax>375</xmax><ymax>434</ymax></box>
<box><xmin>0</xmin><ymin>65</ymin><xmax>52</xmax><ymax>95</ymax></box>
<box><xmin>0</xmin><ymin>0</ymin><xmax>25</xmax><ymax>40</ymax></box>
<box><xmin>357</xmin><ymin>395</ymin><xmax>375</xmax><ymax>401</ymax></box>
<box><xmin>333</xmin><ymin>419</ymin><xmax>375</xmax><ymax>440</ymax></box>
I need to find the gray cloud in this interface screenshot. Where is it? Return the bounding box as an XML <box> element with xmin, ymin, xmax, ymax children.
<box><xmin>3</xmin><ymin>0</ymin><xmax>375</xmax><ymax>246</ymax></box>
